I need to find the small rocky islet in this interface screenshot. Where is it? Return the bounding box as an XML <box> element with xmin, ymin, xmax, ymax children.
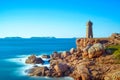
<box><xmin>24</xmin><ymin>21</ymin><xmax>120</xmax><ymax>80</ymax></box>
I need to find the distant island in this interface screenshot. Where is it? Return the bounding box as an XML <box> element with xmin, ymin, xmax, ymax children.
<box><xmin>0</xmin><ymin>37</ymin><xmax>77</xmax><ymax>40</ymax></box>
<box><xmin>0</xmin><ymin>37</ymin><xmax>56</xmax><ymax>39</ymax></box>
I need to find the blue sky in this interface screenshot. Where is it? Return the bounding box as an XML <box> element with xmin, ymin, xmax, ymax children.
<box><xmin>0</xmin><ymin>0</ymin><xmax>120</xmax><ymax>38</ymax></box>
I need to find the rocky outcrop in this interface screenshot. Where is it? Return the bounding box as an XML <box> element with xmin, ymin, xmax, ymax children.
<box><xmin>110</xmin><ymin>33</ymin><xmax>120</xmax><ymax>45</ymax></box>
<box><xmin>70</xmin><ymin>60</ymin><xmax>91</xmax><ymax>80</ymax></box>
<box><xmin>25</xmin><ymin>66</ymin><xmax>49</xmax><ymax>76</ymax></box>
<box><xmin>76</xmin><ymin>38</ymin><xmax>97</xmax><ymax>52</ymax></box>
<box><xmin>104</xmin><ymin>70</ymin><xmax>120</xmax><ymax>80</ymax></box>
<box><xmin>70</xmin><ymin>48</ymin><xmax>76</xmax><ymax>54</ymax></box>
<box><xmin>50</xmin><ymin>52</ymin><xmax>61</xmax><ymax>59</ymax></box>
<box><xmin>25</xmin><ymin>37</ymin><xmax>120</xmax><ymax>80</ymax></box>
<box><xmin>110</xmin><ymin>33</ymin><xmax>120</xmax><ymax>40</ymax></box>
<box><xmin>54</xmin><ymin>63</ymin><xmax>69</xmax><ymax>73</ymax></box>
<box><xmin>83</xmin><ymin>43</ymin><xmax>104</xmax><ymax>59</ymax></box>
<box><xmin>76</xmin><ymin>38</ymin><xmax>105</xmax><ymax>59</ymax></box>
<box><xmin>61</xmin><ymin>51</ymin><xmax>70</xmax><ymax>58</ymax></box>
<box><xmin>25</xmin><ymin>55</ymin><xmax>44</xmax><ymax>64</ymax></box>
<box><xmin>54</xmin><ymin>63</ymin><xmax>70</xmax><ymax>76</ymax></box>
<box><xmin>25</xmin><ymin>52</ymin><xmax>120</xmax><ymax>80</ymax></box>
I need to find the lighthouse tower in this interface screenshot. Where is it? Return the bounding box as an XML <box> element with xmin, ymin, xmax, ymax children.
<box><xmin>86</xmin><ymin>20</ymin><xmax>93</xmax><ymax>38</ymax></box>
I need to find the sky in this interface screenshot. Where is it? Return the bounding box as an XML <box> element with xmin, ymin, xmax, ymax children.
<box><xmin>0</xmin><ymin>0</ymin><xmax>120</xmax><ymax>38</ymax></box>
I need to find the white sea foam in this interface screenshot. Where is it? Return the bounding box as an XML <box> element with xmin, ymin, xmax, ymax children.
<box><xmin>5</xmin><ymin>54</ymin><xmax>50</xmax><ymax>76</ymax></box>
<box><xmin>15</xmin><ymin>64</ymin><xmax>33</xmax><ymax>76</ymax></box>
<box><xmin>5</xmin><ymin>54</ymin><xmax>50</xmax><ymax>64</ymax></box>
<box><xmin>5</xmin><ymin>57</ymin><xmax>27</xmax><ymax>65</ymax></box>
<box><xmin>4</xmin><ymin>54</ymin><xmax>74</xmax><ymax>80</ymax></box>
<box><xmin>38</xmin><ymin>55</ymin><xmax>50</xmax><ymax>61</ymax></box>
<box><xmin>16</xmin><ymin>55</ymin><xmax>31</xmax><ymax>58</ymax></box>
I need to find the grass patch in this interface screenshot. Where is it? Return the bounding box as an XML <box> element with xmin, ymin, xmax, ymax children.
<box><xmin>113</xmin><ymin>49</ymin><xmax>120</xmax><ymax>60</ymax></box>
<box><xmin>106</xmin><ymin>45</ymin><xmax>120</xmax><ymax>60</ymax></box>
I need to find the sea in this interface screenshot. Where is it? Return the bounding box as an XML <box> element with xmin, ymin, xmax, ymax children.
<box><xmin>0</xmin><ymin>38</ymin><xmax>76</xmax><ymax>80</ymax></box>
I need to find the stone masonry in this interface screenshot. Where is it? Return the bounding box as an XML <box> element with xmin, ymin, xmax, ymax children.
<box><xmin>86</xmin><ymin>20</ymin><xmax>93</xmax><ymax>38</ymax></box>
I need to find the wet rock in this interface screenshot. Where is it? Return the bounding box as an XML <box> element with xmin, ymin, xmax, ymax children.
<box><xmin>33</xmin><ymin>64</ymin><xmax>38</xmax><ymax>67</ymax></box>
<box><xmin>35</xmin><ymin>58</ymin><xmax>44</xmax><ymax>64</ymax></box>
<box><xmin>25</xmin><ymin>69</ymin><xmax>34</xmax><ymax>74</ymax></box>
<box><xmin>41</xmin><ymin>55</ymin><xmax>50</xmax><ymax>59</ymax></box>
<box><xmin>25</xmin><ymin>55</ymin><xmax>36</xmax><ymax>63</ymax></box>
<box><xmin>25</xmin><ymin>55</ymin><xmax>44</xmax><ymax>64</ymax></box>
<box><xmin>27</xmin><ymin>67</ymin><xmax>49</xmax><ymax>76</ymax></box>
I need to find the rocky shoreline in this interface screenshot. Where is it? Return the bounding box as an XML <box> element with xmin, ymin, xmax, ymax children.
<box><xmin>24</xmin><ymin>33</ymin><xmax>120</xmax><ymax>80</ymax></box>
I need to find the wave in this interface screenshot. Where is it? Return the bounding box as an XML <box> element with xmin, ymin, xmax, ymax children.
<box><xmin>3</xmin><ymin>54</ymin><xmax>74</xmax><ymax>80</ymax></box>
<box><xmin>4</xmin><ymin>54</ymin><xmax>50</xmax><ymax>76</ymax></box>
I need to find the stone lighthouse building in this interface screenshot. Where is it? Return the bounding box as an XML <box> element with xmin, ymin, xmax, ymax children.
<box><xmin>86</xmin><ymin>20</ymin><xmax>93</xmax><ymax>38</ymax></box>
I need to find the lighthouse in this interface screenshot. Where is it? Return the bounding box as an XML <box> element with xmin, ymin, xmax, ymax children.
<box><xmin>86</xmin><ymin>20</ymin><xmax>93</xmax><ymax>38</ymax></box>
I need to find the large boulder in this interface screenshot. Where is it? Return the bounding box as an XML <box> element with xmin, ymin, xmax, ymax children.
<box><xmin>70</xmin><ymin>48</ymin><xmax>76</xmax><ymax>54</ymax></box>
<box><xmin>25</xmin><ymin>55</ymin><xmax>36</xmax><ymax>63</ymax></box>
<box><xmin>50</xmin><ymin>59</ymin><xmax>63</xmax><ymax>68</ymax></box>
<box><xmin>25</xmin><ymin>55</ymin><xmax>44</xmax><ymax>64</ymax></box>
<box><xmin>88</xmin><ymin>43</ymin><xmax>104</xmax><ymax>58</ymax></box>
<box><xmin>61</xmin><ymin>51</ymin><xmax>70</xmax><ymax>58</ymax></box>
<box><xmin>82</xmin><ymin>43</ymin><xmax>104</xmax><ymax>59</ymax></box>
<box><xmin>50</xmin><ymin>52</ymin><xmax>61</xmax><ymax>59</ymax></box>
<box><xmin>35</xmin><ymin>58</ymin><xmax>44</xmax><ymax>64</ymax></box>
<box><xmin>54</xmin><ymin>63</ymin><xmax>69</xmax><ymax>73</ymax></box>
<box><xmin>71</xmin><ymin>61</ymin><xmax>91</xmax><ymax>80</ymax></box>
<box><xmin>26</xmin><ymin>67</ymin><xmax>49</xmax><ymax>76</ymax></box>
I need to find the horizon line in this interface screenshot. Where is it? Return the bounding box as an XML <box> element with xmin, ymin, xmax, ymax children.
<box><xmin>0</xmin><ymin>36</ymin><xmax>111</xmax><ymax>39</ymax></box>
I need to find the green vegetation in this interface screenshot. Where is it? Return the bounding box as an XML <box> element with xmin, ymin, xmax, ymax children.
<box><xmin>106</xmin><ymin>45</ymin><xmax>120</xmax><ymax>60</ymax></box>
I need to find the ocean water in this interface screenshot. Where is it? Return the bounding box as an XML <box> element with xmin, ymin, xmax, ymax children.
<box><xmin>0</xmin><ymin>38</ymin><xmax>76</xmax><ymax>80</ymax></box>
